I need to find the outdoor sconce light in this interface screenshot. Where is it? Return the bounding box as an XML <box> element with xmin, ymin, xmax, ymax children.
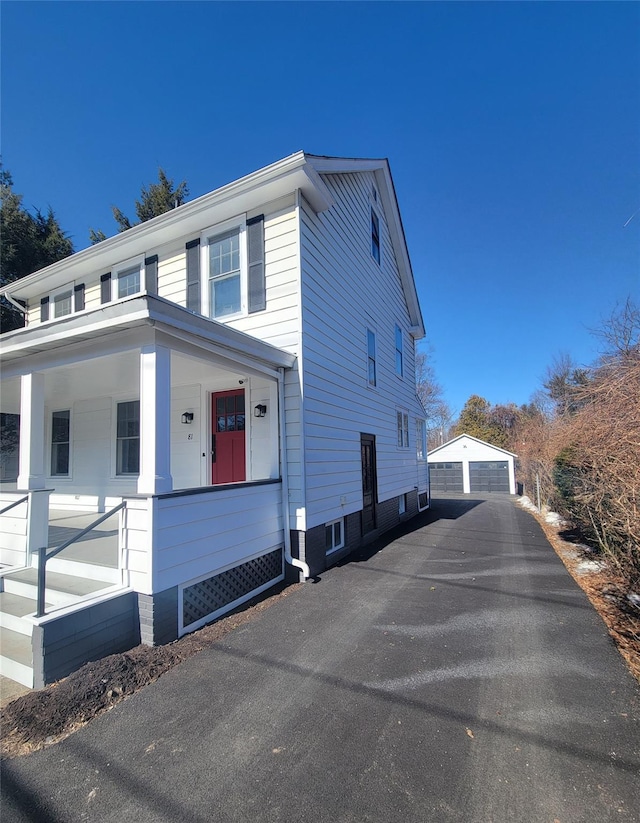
<box><xmin>181</xmin><ymin>412</ymin><xmax>194</xmax><ymax>424</ymax></box>
<box><xmin>254</xmin><ymin>404</ymin><xmax>267</xmax><ymax>418</ymax></box>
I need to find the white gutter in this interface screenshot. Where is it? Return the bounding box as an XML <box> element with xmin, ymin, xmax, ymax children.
<box><xmin>278</xmin><ymin>367</ymin><xmax>309</xmax><ymax>580</ymax></box>
<box><xmin>2</xmin><ymin>291</ymin><xmax>27</xmax><ymax>317</ymax></box>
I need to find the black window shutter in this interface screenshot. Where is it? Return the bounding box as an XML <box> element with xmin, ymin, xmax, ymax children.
<box><xmin>186</xmin><ymin>239</ymin><xmax>201</xmax><ymax>313</ymax></box>
<box><xmin>100</xmin><ymin>273</ymin><xmax>112</xmax><ymax>304</ymax></box>
<box><xmin>40</xmin><ymin>297</ymin><xmax>49</xmax><ymax>322</ymax></box>
<box><xmin>247</xmin><ymin>214</ymin><xmax>265</xmax><ymax>313</ymax></box>
<box><xmin>74</xmin><ymin>284</ymin><xmax>85</xmax><ymax>312</ymax></box>
<box><xmin>145</xmin><ymin>255</ymin><xmax>158</xmax><ymax>295</ymax></box>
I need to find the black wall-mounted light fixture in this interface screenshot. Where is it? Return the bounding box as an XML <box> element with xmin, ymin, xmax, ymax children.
<box><xmin>181</xmin><ymin>411</ymin><xmax>194</xmax><ymax>424</ymax></box>
<box><xmin>253</xmin><ymin>404</ymin><xmax>267</xmax><ymax>418</ymax></box>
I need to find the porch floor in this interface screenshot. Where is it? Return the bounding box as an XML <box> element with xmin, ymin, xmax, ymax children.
<box><xmin>48</xmin><ymin>509</ymin><xmax>119</xmax><ymax>569</ymax></box>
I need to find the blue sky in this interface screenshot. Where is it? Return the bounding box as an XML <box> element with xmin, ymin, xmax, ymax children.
<box><xmin>2</xmin><ymin>1</ymin><xmax>639</xmax><ymax>418</ymax></box>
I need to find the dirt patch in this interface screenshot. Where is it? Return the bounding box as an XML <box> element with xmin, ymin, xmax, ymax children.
<box><xmin>523</xmin><ymin>505</ymin><xmax>640</xmax><ymax>684</ymax></box>
<box><xmin>0</xmin><ymin>582</ymin><xmax>302</xmax><ymax>760</ymax></box>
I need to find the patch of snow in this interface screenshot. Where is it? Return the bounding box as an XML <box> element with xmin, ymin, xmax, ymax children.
<box><xmin>544</xmin><ymin>510</ymin><xmax>567</xmax><ymax>527</ymax></box>
<box><xmin>517</xmin><ymin>496</ymin><xmax>539</xmax><ymax>512</ymax></box>
<box><xmin>576</xmin><ymin>560</ymin><xmax>606</xmax><ymax>575</ymax></box>
<box><xmin>627</xmin><ymin>592</ymin><xmax>640</xmax><ymax>609</ymax></box>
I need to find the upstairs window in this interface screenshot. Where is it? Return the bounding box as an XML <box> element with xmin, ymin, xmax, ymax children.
<box><xmin>53</xmin><ymin>290</ymin><xmax>73</xmax><ymax>318</ymax></box>
<box><xmin>395</xmin><ymin>325</ymin><xmax>403</xmax><ymax>376</ymax></box>
<box><xmin>118</xmin><ymin>265</ymin><xmax>141</xmax><ymax>298</ymax></box>
<box><xmin>208</xmin><ymin>228</ymin><xmax>241</xmax><ymax>318</ymax></box>
<box><xmin>116</xmin><ymin>400</ymin><xmax>140</xmax><ymax>475</ymax></box>
<box><xmin>367</xmin><ymin>329</ymin><xmax>377</xmax><ymax>386</ymax></box>
<box><xmin>371</xmin><ymin>209</ymin><xmax>381</xmax><ymax>264</ymax></box>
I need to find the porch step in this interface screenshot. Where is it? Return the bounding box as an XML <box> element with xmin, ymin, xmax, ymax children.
<box><xmin>0</xmin><ymin>626</ymin><xmax>33</xmax><ymax>688</ymax></box>
<box><xmin>2</xmin><ymin>567</ymin><xmax>112</xmax><ymax>605</ymax></box>
<box><xmin>0</xmin><ymin>591</ymin><xmax>43</xmax><ymax>634</ymax></box>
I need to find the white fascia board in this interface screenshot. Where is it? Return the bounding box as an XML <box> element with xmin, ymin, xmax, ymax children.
<box><xmin>0</xmin><ymin>295</ymin><xmax>296</xmax><ymax>374</ymax></box>
<box><xmin>2</xmin><ymin>153</ymin><xmax>334</xmax><ymax>301</ymax></box>
<box><xmin>428</xmin><ymin>433</ymin><xmax>518</xmax><ymax>459</ymax></box>
<box><xmin>306</xmin><ymin>155</ymin><xmax>425</xmax><ymax>338</ymax></box>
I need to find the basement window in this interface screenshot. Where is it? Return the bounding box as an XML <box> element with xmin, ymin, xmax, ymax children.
<box><xmin>325</xmin><ymin>518</ymin><xmax>345</xmax><ymax>555</ymax></box>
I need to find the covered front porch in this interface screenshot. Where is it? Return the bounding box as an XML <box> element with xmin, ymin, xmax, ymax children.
<box><xmin>0</xmin><ymin>295</ymin><xmax>299</xmax><ymax>686</ymax></box>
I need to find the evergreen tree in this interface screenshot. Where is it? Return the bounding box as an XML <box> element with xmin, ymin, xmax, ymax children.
<box><xmin>0</xmin><ymin>167</ymin><xmax>73</xmax><ymax>332</ymax></box>
<box><xmin>453</xmin><ymin>394</ymin><xmax>509</xmax><ymax>447</ymax></box>
<box><xmin>90</xmin><ymin>168</ymin><xmax>189</xmax><ymax>243</ymax></box>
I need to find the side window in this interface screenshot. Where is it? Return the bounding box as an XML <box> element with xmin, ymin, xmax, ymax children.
<box><xmin>367</xmin><ymin>329</ymin><xmax>377</xmax><ymax>387</ymax></box>
<box><xmin>397</xmin><ymin>410</ymin><xmax>409</xmax><ymax>448</ymax></box>
<box><xmin>51</xmin><ymin>410</ymin><xmax>70</xmax><ymax>476</ymax></box>
<box><xmin>416</xmin><ymin>419</ymin><xmax>427</xmax><ymax>460</ymax></box>
<box><xmin>116</xmin><ymin>400</ymin><xmax>140</xmax><ymax>475</ymax></box>
<box><xmin>395</xmin><ymin>324</ymin><xmax>403</xmax><ymax>376</ymax></box>
<box><xmin>371</xmin><ymin>209</ymin><xmax>381</xmax><ymax>264</ymax></box>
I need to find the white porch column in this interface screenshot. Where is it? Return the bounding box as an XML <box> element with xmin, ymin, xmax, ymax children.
<box><xmin>137</xmin><ymin>344</ymin><xmax>173</xmax><ymax>495</ymax></box>
<box><xmin>17</xmin><ymin>372</ymin><xmax>46</xmax><ymax>490</ymax></box>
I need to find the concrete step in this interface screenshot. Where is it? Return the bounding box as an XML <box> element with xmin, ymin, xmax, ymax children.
<box><xmin>0</xmin><ymin>626</ymin><xmax>33</xmax><ymax>688</ymax></box>
<box><xmin>2</xmin><ymin>567</ymin><xmax>114</xmax><ymax>605</ymax></box>
<box><xmin>0</xmin><ymin>591</ymin><xmax>43</xmax><ymax>634</ymax></box>
<box><xmin>47</xmin><ymin>555</ymin><xmax>120</xmax><ymax>584</ymax></box>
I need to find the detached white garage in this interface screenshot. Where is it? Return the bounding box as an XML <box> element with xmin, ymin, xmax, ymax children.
<box><xmin>428</xmin><ymin>434</ymin><xmax>517</xmax><ymax>495</ymax></box>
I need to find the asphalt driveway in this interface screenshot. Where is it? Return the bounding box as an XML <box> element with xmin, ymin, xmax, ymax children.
<box><xmin>2</xmin><ymin>495</ymin><xmax>639</xmax><ymax>822</ymax></box>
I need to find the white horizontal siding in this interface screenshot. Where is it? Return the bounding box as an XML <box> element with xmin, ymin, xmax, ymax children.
<box><xmin>299</xmin><ymin>170</ymin><xmax>424</xmax><ymax>527</ymax></box>
<box><xmin>157</xmin><ymin>249</ymin><xmax>186</xmax><ymax>305</ymax></box>
<box><xmin>223</xmin><ymin>203</ymin><xmax>300</xmax><ymax>352</ymax></box>
<box><xmin>152</xmin><ymin>482</ymin><xmax>283</xmax><ymax>591</ymax></box>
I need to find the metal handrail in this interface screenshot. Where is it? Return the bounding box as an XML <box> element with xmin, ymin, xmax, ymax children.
<box><xmin>0</xmin><ymin>494</ymin><xmax>29</xmax><ymax>516</ymax></box>
<box><xmin>36</xmin><ymin>501</ymin><xmax>126</xmax><ymax>618</ymax></box>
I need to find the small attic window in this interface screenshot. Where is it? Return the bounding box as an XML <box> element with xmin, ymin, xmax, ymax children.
<box><xmin>371</xmin><ymin>209</ymin><xmax>381</xmax><ymax>265</ymax></box>
<box><xmin>372</xmin><ymin>185</ymin><xmax>378</xmax><ymax>203</ymax></box>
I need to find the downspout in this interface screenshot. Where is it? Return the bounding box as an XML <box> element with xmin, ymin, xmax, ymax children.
<box><xmin>3</xmin><ymin>291</ymin><xmax>28</xmax><ymax>319</ymax></box>
<box><xmin>278</xmin><ymin>367</ymin><xmax>309</xmax><ymax>580</ymax></box>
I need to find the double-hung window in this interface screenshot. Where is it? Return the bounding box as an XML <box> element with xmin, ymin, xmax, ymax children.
<box><xmin>51</xmin><ymin>410</ymin><xmax>70</xmax><ymax>476</ymax></box>
<box><xmin>117</xmin><ymin>265</ymin><xmax>141</xmax><ymax>298</ymax></box>
<box><xmin>416</xmin><ymin>419</ymin><xmax>427</xmax><ymax>460</ymax></box>
<box><xmin>397</xmin><ymin>410</ymin><xmax>409</xmax><ymax>448</ymax></box>
<box><xmin>53</xmin><ymin>290</ymin><xmax>73</xmax><ymax>318</ymax></box>
<box><xmin>367</xmin><ymin>329</ymin><xmax>377</xmax><ymax>387</ymax></box>
<box><xmin>116</xmin><ymin>400</ymin><xmax>140</xmax><ymax>475</ymax></box>
<box><xmin>395</xmin><ymin>325</ymin><xmax>403</xmax><ymax>376</ymax></box>
<box><xmin>208</xmin><ymin>228</ymin><xmax>242</xmax><ymax>318</ymax></box>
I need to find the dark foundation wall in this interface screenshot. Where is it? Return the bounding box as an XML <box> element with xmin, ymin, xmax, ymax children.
<box><xmin>290</xmin><ymin>491</ymin><xmax>419</xmax><ymax>579</ymax></box>
<box><xmin>32</xmin><ymin>591</ymin><xmax>140</xmax><ymax>688</ymax></box>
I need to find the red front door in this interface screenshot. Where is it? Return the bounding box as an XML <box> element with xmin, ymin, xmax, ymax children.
<box><xmin>211</xmin><ymin>390</ymin><xmax>246</xmax><ymax>484</ymax></box>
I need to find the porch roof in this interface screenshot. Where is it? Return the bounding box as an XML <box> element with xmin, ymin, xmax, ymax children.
<box><xmin>0</xmin><ymin>294</ymin><xmax>297</xmax><ymax>376</ymax></box>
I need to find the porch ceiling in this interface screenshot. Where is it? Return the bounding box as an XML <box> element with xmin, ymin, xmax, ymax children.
<box><xmin>1</xmin><ymin>349</ymin><xmax>259</xmax><ymax>414</ymax></box>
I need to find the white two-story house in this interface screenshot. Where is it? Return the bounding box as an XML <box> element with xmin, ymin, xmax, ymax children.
<box><xmin>0</xmin><ymin>152</ymin><xmax>428</xmax><ymax>687</ymax></box>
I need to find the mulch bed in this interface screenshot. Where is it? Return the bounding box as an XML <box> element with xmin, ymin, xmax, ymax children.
<box><xmin>0</xmin><ymin>582</ymin><xmax>302</xmax><ymax>759</ymax></box>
